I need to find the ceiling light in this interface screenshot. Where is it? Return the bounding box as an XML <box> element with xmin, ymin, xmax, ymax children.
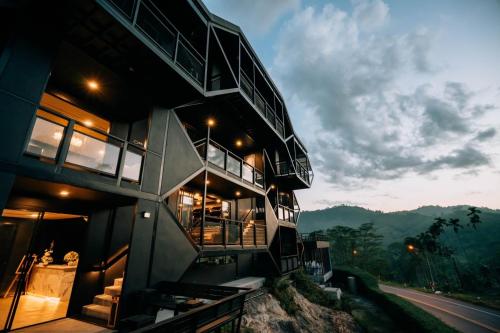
<box><xmin>235</xmin><ymin>140</ymin><xmax>242</xmax><ymax>147</ymax></box>
<box><xmin>86</xmin><ymin>80</ymin><xmax>100</xmax><ymax>91</ymax></box>
<box><xmin>216</xmin><ymin>199</ymin><xmax>221</xmax><ymax>203</ymax></box>
<box><xmin>206</xmin><ymin>180</ymin><xmax>210</xmax><ymax>185</ymax></box>
<box><xmin>83</xmin><ymin>120</ymin><xmax>93</xmax><ymax>127</ymax></box>
<box><xmin>235</xmin><ymin>191</ymin><xmax>241</xmax><ymax>197</ymax></box>
<box><xmin>59</xmin><ymin>190</ymin><xmax>70</xmax><ymax>197</ymax></box>
<box><xmin>207</xmin><ymin>118</ymin><xmax>215</xmax><ymax>127</ymax></box>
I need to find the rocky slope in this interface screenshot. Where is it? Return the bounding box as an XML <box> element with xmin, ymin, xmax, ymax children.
<box><xmin>241</xmin><ymin>287</ymin><xmax>360</xmax><ymax>333</ymax></box>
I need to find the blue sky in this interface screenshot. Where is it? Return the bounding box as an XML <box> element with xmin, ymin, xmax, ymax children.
<box><xmin>205</xmin><ymin>0</ymin><xmax>500</xmax><ymax>212</ymax></box>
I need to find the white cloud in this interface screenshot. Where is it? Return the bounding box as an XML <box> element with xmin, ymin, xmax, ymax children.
<box><xmin>273</xmin><ymin>1</ymin><xmax>496</xmax><ymax>189</ymax></box>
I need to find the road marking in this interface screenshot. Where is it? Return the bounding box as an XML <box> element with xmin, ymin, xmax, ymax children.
<box><xmin>395</xmin><ymin>293</ymin><xmax>500</xmax><ymax>333</ymax></box>
<box><xmin>381</xmin><ymin>285</ymin><xmax>500</xmax><ymax>318</ymax></box>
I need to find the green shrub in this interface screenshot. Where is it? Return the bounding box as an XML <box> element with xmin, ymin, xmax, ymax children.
<box><xmin>266</xmin><ymin>277</ymin><xmax>298</xmax><ymax>315</ymax></box>
<box><xmin>333</xmin><ymin>266</ymin><xmax>459</xmax><ymax>333</ymax></box>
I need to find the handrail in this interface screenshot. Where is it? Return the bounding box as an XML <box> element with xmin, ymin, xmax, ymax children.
<box><xmin>195</xmin><ymin>138</ymin><xmax>264</xmax><ymax>189</ymax></box>
<box><xmin>198</xmin><ymin>216</ymin><xmax>266</xmax><ymax>247</ymax></box>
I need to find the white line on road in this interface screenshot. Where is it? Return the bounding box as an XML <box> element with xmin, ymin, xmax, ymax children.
<box><xmin>381</xmin><ymin>285</ymin><xmax>500</xmax><ymax>318</ymax></box>
<box><xmin>395</xmin><ymin>293</ymin><xmax>500</xmax><ymax>333</ymax></box>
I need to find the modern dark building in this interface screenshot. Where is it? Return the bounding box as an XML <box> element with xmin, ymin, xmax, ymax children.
<box><xmin>0</xmin><ymin>1</ymin><xmax>313</xmax><ymax>332</ymax></box>
<box><xmin>301</xmin><ymin>233</ymin><xmax>333</xmax><ymax>284</ymax></box>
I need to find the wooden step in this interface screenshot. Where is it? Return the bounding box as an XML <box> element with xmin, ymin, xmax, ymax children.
<box><xmin>82</xmin><ymin>304</ymin><xmax>111</xmax><ymax>321</ymax></box>
<box><xmin>104</xmin><ymin>285</ymin><xmax>121</xmax><ymax>297</ymax></box>
<box><xmin>93</xmin><ymin>294</ymin><xmax>114</xmax><ymax>306</ymax></box>
<box><xmin>114</xmin><ymin>277</ymin><xmax>123</xmax><ymax>287</ymax></box>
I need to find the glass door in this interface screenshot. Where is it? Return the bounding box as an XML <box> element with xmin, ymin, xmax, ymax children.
<box><xmin>0</xmin><ymin>209</ymin><xmax>41</xmax><ymax>331</ymax></box>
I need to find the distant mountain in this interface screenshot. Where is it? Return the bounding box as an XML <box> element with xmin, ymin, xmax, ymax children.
<box><xmin>298</xmin><ymin>205</ymin><xmax>500</xmax><ymax>260</ymax></box>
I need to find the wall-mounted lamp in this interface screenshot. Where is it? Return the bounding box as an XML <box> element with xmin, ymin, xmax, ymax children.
<box><xmin>142</xmin><ymin>211</ymin><xmax>151</xmax><ymax>219</ymax></box>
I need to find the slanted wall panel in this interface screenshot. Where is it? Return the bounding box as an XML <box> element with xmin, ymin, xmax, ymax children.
<box><xmin>161</xmin><ymin>112</ymin><xmax>204</xmax><ymax>195</ymax></box>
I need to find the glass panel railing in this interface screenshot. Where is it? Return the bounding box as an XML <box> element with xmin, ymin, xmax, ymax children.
<box><xmin>242</xmin><ymin>163</ymin><xmax>254</xmax><ymax>183</ymax></box>
<box><xmin>240</xmin><ymin>72</ymin><xmax>253</xmax><ymax>99</ymax></box>
<box><xmin>26</xmin><ymin>117</ymin><xmax>66</xmax><ymax>159</ymax></box>
<box><xmin>226</xmin><ymin>153</ymin><xmax>241</xmax><ymax>177</ymax></box>
<box><xmin>254</xmin><ymin>91</ymin><xmax>266</xmax><ymax>116</ymax></box>
<box><xmin>66</xmin><ymin>131</ymin><xmax>121</xmax><ymax>175</ymax></box>
<box><xmin>203</xmin><ymin>220</ymin><xmax>223</xmax><ymax>245</ymax></box>
<box><xmin>226</xmin><ymin>221</ymin><xmax>241</xmax><ymax>245</ymax></box>
<box><xmin>255</xmin><ymin>170</ymin><xmax>264</xmax><ymax>188</ymax></box>
<box><xmin>207</xmin><ymin>143</ymin><xmax>225</xmax><ymax>169</ymax></box>
<box><xmin>266</xmin><ymin>107</ymin><xmax>276</xmax><ymax>127</ymax></box>
<box><xmin>109</xmin><ymin>0</ymin><xmax>137</xmax><ymax>18</ymax></box>
<box><xmin>176</xmin><ymin>40</ymin><xmax>204</xmax><ymax>85</ymax></box>
<box><xmin>276</xmin><ymin>119</ymin><xmax>284</xmax><ymax>138</ymax></box>
<box><xmin>136</xmin><ymin>2</ymin><xmax>176</xmax><ymax>58</ymax></box>
<box><xmin>122</xmin><ymin>149</ymin><xmax>143</xmax><ymax>182</ymax></box>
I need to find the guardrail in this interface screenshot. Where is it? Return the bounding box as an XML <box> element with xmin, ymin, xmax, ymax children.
<box><xmin>280</xmin><ymin>255</ymin><xmax>300</xmax><ymax>273</ymax></box>
<box><xmin>275</xmin><ymin>204</ymin><xmax>299</xmax><ymax>224</ymax></box>
<box><xmin>25</xmin><ymin>107</ymin><xmax>145</xmax><ymax>183</ymax></box>
<box><xmin>195</xmin><ymin>139</ymin><xmax>264</xmax><ymax>189</ymax></box>
<box><xmin>190</xmin><ymin>216</ymin><xmax>266</xmax><ymax>247</ymax></box>
<box><xmin>275</xmin><ymin>160</ymin><xmax>312</xmax><ymax>185</ymax></box>
<box><xmin>300</xmin><ymin>233</ymin><xmax>329</xmax><ymax>242</ymax></box>
<box><xmin>240</xmin><ymin>70</ymin><xmax>285</xmax><ymax>138</ymax></box>
<box><xmin>106</xmin><ymin>0</ymin><xmax>205</xmax><ymax>86</ymax></box>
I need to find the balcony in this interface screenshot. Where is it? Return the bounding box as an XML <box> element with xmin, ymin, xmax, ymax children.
<box><xmin>102</xmin><ymin>0</ymin><xmax>205</xmax><ymax>86</ymax></box>
<box><xmin>276</xmin><ymin>160</ymin><xmax>313</xmax><ymax>187</ymax></box>
<box><xmin>121</xmin><ymin>282</ymin><xmax>251</xmax><ymax>332</ymax></box>
<box><xmin>25</xmin><ymin>107</ymin><xmax>145</xmax><ymax>183</ymax></box>
<box><xmin>189</xmin><ymin>216</ymin><xmax>266</xmax><ymax>248</ymax></box>
<box><xmin>240</xmin><ymin>70</ymin><xmax>286</xmax><ymax>139</ymax></box>
<box><xmin>275</xmin><ymin>204</ymin><xmax>299</xmax><ymax>224</ymax></box>
<box><xmin>195</xmin><ymin>139</ymin><xmax>264</xmax><ymax>190</ymax></box>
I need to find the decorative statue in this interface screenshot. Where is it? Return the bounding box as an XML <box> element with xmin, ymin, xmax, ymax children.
<box><xmin>40</xmin><ymin>240</ymin><xmax>54</xmax><ymax>266</ymax></box>
<box><xmin>64</xmin><ymin>251</ymin><xmax>79</xmax><ymax>266</ymax></box>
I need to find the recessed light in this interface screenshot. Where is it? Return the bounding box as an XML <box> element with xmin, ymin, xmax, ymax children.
<box><xmin>83</xmin><ymin>120</ymin><xmax>93</xmax><ymax>127</ymax></box>
<box><xmin>235</xmin><ymin>191</ymin><xmax>241</xmax><ymax>197</ymax></box>
<box><xmin>235</xmin><ymin>140</ymin><xmax>242</xmax><ymax>147</ymax></box>
<box><xmin>86</xmin><ymin>80</ymin><xmax>100</xmax><ymax>91</ymax></box>
<box><xmin>216</xmin><ymin>199</ymin><xmax>221</xmax><ymax>203</ymax></box>
<box><xmin>59</xmin><ymin>190</ymin><xmax>70</xmax><ymax>197</ymax></box>
<box><xmin>207</xmin><ymin>118</ymin><xmax>215</xmax><ymax>127</ymax></box>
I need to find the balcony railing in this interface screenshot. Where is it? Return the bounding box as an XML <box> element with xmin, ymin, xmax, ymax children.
<box><xmin>275</xmin><ymin>204</ymin><xmax>299</xmax><ymax>224</ymax></box>
<box><xmin>300</xmin><ymin>233</ymin><xmax>329</xmax><ymax>242</ymax></box>
<box><xmin>240</xmin><ymin>70</ymin><xmax>285</xmax><ymax>138</ymax></box>
<box><xmin>25</xmin><ymin>108</ymin><xmax>145</xmax><ymax>183</ymax></box>
<box><xmin>123</xmin><ymin>282</ymin><xmax>251</xmax><ymax>333</ymax></box>
<box><xmin>275</xmin><ymin>160</ymin><xmax>312</xmax><ymax>185</ymax></box>
<box><xmin>106</xmin><ymin>0</ymin><xmax>205</xmax><ymax>86</ymax></box>
<box><xmin>195</xmin><ymin>139</ymin><xmax>264</xmax><ymax>189</ymax></box>
<box><xmin>281</xmin><ymin>255</ymin><xmax>300</xmax><ymax>273</ymax></box>
<box><xmin>189</xmin><ymin>216</ymin><xmax>266</xmax><ymax>247</ymax></box>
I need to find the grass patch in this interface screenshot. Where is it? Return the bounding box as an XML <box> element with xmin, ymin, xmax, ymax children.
<box><xmin>333</xmin><ymin>266</ymin><xmax>459</xmax><ymax>333</ymax></box>
<box><xmin>291</xmin><ymin>270</ymin><xmax>338</xmax><ymax>308</ymax></box>
<box><xmin>266</xmin><ymin>277</ymin><xmax>298</xmax><ymax>315</ymax></box>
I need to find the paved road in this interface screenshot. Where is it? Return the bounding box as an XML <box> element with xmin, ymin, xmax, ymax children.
<box><xmin>380</xmin><ymin>284</ymin><xmax>500</xmax><ymax>333</ymax></box>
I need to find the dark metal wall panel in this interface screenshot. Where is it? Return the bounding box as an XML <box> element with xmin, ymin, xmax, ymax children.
<box><xmin>149</xmin><ymin>202</ymin><xmax>198</xmax><ymax>284</ymax></box>
<box><xmin>107</xmin><ymin>205</ymin><xmax>135</xmax><ymax>257</ymax></box>
<box><xmin>181</xmin><ymin>261</ymin><xmax>237</xmax><ymax>285</ymax></box>
<box><xmin>0</xmin><ymin>90</ymin><xmax>38</xmax><ymax>164</ymax></box>
<box><xmin>160</xmin><ymin>112</ymin><xmax>204</xmax><ymax>194</ymax></box>
<box><xmin>0</xmin><ymin>171</ymin><xmax>15</xmax><ymax>211</ymax></box>
<box><xmin>141</xmin><ymin>152</ymin><xmax>162</xmax><ymax>194</ymax></box>
<box><xmin>147</xmin><ymin>108</ymin><xmax>168</xmax><ymax>155</ymax></box>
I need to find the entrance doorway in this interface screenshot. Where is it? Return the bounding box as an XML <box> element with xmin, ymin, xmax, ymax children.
<box><xmin>0</xmin><ymin>209</ymin><xmax>87</xmax><ymax>331</ymax></box>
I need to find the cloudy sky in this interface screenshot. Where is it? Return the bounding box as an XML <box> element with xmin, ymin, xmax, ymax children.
<box><xmin>205</xmin><ymin>0</ymin><xmax>500</xmax><ymax>212</ymax></box>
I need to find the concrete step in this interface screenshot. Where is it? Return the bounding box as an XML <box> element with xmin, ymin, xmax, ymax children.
<box><xmin>104</xmin><ymin>285</ymin><xmax>121</xmax><ymax>297</ymax></box>
<box><xmin>114</xmin><ymin>277</ymin><xmax>123</xmax><ymax>287</ymax></box>
<box><xmin>93</xmin><ymin>294</ymin><xmax>114</xmax><ymax>306</ymax></box>
<box><xmin>82</xmin><ymin>304</ymin><xmax>111</xmax><ymax>321</ymax></box>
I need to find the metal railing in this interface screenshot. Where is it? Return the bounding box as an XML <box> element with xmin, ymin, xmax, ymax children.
<box><xmin>125</xmin><ymin>282</ymin><xmax>251</xmax><ymax>333</ymax></box>
<box><xmin>275</xmin><ymin>160</ymin><xmax>312</xmax><ymax>185</ymax></box>
<box><xmin>25</xmin><ymin>107</ymin><xmax>145</xmax><ymax>183</ymax></box>
<box><xmin>107</xmin><ymin>0</ymin><xmax>205</xmax><ymax>86</ymax></box>
<box><xmin>190</xmin><ymin>216</ymin><xmax>266</xmax><ymax>247</ymax></box>
<box><xmin>195</xmin><ymin>139</ymin><xmax>264</xmax><ymax>189</ymax></box>
<box><xmin>275</xmin><ymin>204</ymin><xmax>299</xmax><ymax>224</ymax></box>
<box><xmin>240</xmin><ymin>70</ymin><xmax>285</xmax><ymax>138</ymax></box>
<box><xmin>280</xmin><ymin>255</ymin><xmax>300</xmax><ymax>274</ymax></box>
<box><xmin>300</xmin><ymin>233</ymin><xmax>329</xmax><ymax>242</ymax></box>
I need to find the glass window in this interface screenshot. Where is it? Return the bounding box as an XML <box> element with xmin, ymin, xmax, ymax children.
<box><xmin>242</xmin><ymin>163</ymin><xmax>253</xmax><ymax>183</ymax></box>
<box><xmin>122</xmin><ymin>150</ymin><xmax>143</xmax><ymax>181</ymax></box>
<box><xmin>207</xmin><ymin>144</ymin><xmax>225</xmax><ymax>169</ymax></box>
<box><xmin>26</xmin><ymin>117</ymin><xmax>65</xmax><ymax>159</ymax></box>
<box><xmin>226</xmin><ymin>154</ymin><xmax>241</xmax><ymax>177</ymax></box>
<box><xmin>66</xmin><ymin>131</ymin><xmax>120</xmax><ymax>175</ymax></box>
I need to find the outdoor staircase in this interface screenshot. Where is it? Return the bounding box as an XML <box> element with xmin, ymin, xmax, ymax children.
<box><xmin>82</xmin><ymin>277</ymin><xmax>122</xmax><ymax>321</ymax></box>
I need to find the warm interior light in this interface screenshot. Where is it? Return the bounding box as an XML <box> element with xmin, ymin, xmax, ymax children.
<box><xmin>86</xmin><ymin>80</ymin><xmax>100</xmax><ymax>91</ymax></box>
<box><xmin>30</xmin><ymin>213</ymin><xmax>38</xmax><ymax>218</ymax></box>
<box><xmin>83</xmin><ymin>120</ymin><xmax>93</xmax><ymax>127</ymax></box>
<box><xmin>235</xmin><ymin>191</ymin><xmax>241</xmax><ymax>197</ymax></box>
<box><xmin>207</xmin><ymin>118</ymin><xmax>215</xmax><ymax>127</ymax></box>
<box><xmin>206</xmin><ymin>180</ymin><xmax>210</xmax><ymax>185</ymax></box>
<box><xmin>216</xmin><ymin>199</ymin><xmax>221</xmax><ymax>203</ymax></box>
<box><xmin>235</xmin><ymin>140</ymin><xmax>242</xmax><ymax>147</ymax></box>
<box><xmin>59</xmin><ymin>190</ymin><xmax>70</xmax><ymax>197</ymax></box>
<box><xmin>70</xmin><ymin>137</ymin><xmax>83</xmax><ymax>147</ymax></box>
<box><xmin>52</xmin><ymin>132</ymin><xmax>63</xmax><ymax>140</ymax></box>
